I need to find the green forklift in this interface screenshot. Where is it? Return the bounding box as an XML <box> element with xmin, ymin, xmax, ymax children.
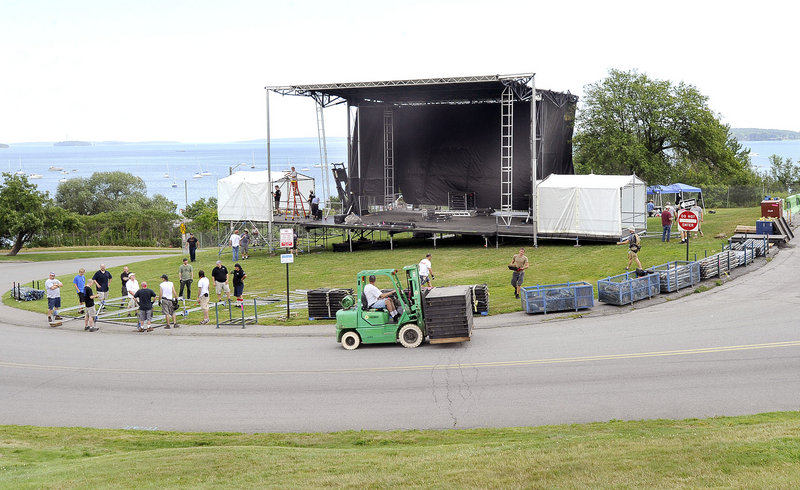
<box><xmin>336</xmin><ymin>265</ymin><xmax>427</xmax><ymax>350</ymax></box>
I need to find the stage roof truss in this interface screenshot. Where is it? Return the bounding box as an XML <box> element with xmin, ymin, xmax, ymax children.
<box><xmin>267</xmin><ymin>73</ymin><xmax>536</xmax><ymax>107</ymax></box>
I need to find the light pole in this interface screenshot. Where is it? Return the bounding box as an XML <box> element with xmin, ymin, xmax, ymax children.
<box><xmin>229</xmin><ymin>162</ymin><xmax>255</xmax><ymax>175</ymax></box>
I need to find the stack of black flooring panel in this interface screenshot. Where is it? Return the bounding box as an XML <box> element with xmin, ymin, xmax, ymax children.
<box><xmin>307</xmin><ymin>288</ymin><xmax>354</xmax><ymax>320</ymax></box>
<box><xmin>469</xmin><ymin>284</ymin><xmax>489</xmax><ymax>315</ymax></box>
<box><xmin>423</xmin><ymin>286</ymin><xmax>473</xmax><ymax>341</ymax></box>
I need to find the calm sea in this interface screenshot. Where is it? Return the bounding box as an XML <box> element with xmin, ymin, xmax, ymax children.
<box><xmin>1</xmin><ymin>138</ymin><xmax>346</xmax><ymax>208</ymax></box>
<box><xmin>2</xmin><ymin>138</ymin><xmax>797</xmax><ymax>208</ymax></box>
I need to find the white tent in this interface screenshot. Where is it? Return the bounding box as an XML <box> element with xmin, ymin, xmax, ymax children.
<box><xmin>217</xmin><ymin>170</ymin><xmax>315</xmax><ymax>221</ymax></box>
<box><xmin>537</xmin><ymin>174</ymin><xmax>647</xmax><ymax>238</ymax></box>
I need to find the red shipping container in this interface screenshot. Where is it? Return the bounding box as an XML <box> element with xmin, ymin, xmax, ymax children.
<box><xmin>761</xmin><ymin>199</ymin><xmax>783</xmax><ymax>218</ymax></box>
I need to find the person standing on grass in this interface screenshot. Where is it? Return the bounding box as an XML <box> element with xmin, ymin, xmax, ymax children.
<box><xmin>125</xmin><ymin>273</ymin><xmax>139</xmax><ymax>314</ymax></box>
<box><xmin>178</xmin><ymin>258</ymin><xmax>193</xmax><ymax>299</ymax></box>
<box><xmin>211</xmin><ymin>260</ymin><xmax>230</xmax><ymax>303</ymax></box>
<box><xmin>230</xmin><ymin>229</ymin><xmax>241</xmax><ymax>262</ymax></box>
<box><xmin>661</xmin><ymin>204</ymin><xmax>673</xmax><ymax>242</ymax></box>
<box><xmin>73</xmin><ymin>268</ymin><xmax>86</xmax><ymax>315</ymax></box>
<box><xmin>616</xmin><ymin>227</ymin><xmax>643</xmax><ymax>271</ymax></box>
<box><xmin>240</xmin><ymin>230</ymin><xmax>250</xmax><ymax>259</ymax></box>
<box><xmin>157</xmin><ymin>274</ymin><xmax>179</xmax><ymax>329</ymax></box>
<box><xmin>232</xmin><ymin>263</ymin><xmax>247</xmax><ymax>308</ymax></box>
<box><xmin>418</xmin><ymin>253</ymin><xmax>434</xmax><ymax>286</ymax></box>
<box><xmin>45</xmin><ymin>272</ymin><xmax>63</xmax><ymax>325</ymax></box>
<box><xmin>83</xmin><ymin>278</ymin><xmax>99</xmax><ymax>332</ymax></box>
<box><xmin>119</xmin><ymin>266</ymin><xmax>130</xmax><ymax>303</ymax></box>
<box><xmin>92</xmin><ymin>264</ymin><xmax>112</xmax><ymax>304</ymax></box>
<box><xmin>197</xmin><ymin>270</ymin><xmax>211</xmax><ymax>325</ymax></box>
<box><xmin>133</xmin><ymin>281</ymin><xmax>156</xmax><ymax>332</ymax></box>
<box><xmin>691</xmin><ymin>203</ymin><xmax>704</xmax><ymax>238</ymax></box>
<box><xmin>509</xmin><ymin>248</ymin><xmax>529</xmax><ymax>299</ymax></box>
<box><xmin>187</xmin><ymin>232</ymin><xmax>199</xmax><ymax>262</ymax></box>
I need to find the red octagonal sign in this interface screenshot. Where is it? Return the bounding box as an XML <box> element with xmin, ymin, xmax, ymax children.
<box><xmin>677</xmin><ymin>210</ymin><xmax>699</xmax><ymax>232</ymax></box>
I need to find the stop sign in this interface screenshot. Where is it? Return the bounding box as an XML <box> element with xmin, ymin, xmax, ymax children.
<box><xmin>677</xmin><ymin>210</ymin><xmax>699</xmax><ymax>232</ymax></box>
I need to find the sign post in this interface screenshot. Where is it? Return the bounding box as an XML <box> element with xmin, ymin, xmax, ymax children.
<box><xmin>677</xmin><ymin>210</ymin><xmax>699</xmax><ymax>261</ymax></box>
<box><xmin>279</xmin><ymin>228</ymin><xmax>295</xmax><ymax>319</ymax></box>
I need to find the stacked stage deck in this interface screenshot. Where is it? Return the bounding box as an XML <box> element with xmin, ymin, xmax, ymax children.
<box><xmin>307</xmin><ymin>288</ymin><xmax>353</xmax><ymax>320</ymax></box>
<box><xmin>423</xmin><ymin>285</ymin><xmax>473</xmax><ymax>343</ymax></box>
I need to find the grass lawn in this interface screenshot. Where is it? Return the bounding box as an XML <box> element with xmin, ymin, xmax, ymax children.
<box><xmin>2</xmin><ymin>208</ymin><xmax>761</xmax><ymax>324</ymax></box>
<box><xmin>1</xmin><ymin>411</ymin><xmax>799</xmax><ymax>487</ymax></box>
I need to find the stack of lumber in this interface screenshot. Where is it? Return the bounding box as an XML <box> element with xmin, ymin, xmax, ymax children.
<box><xmin>423</xmin><ymin>286</ymin><xmax>473</xmax><ymax>341</ymax></box>
<box><xmin>648</xmin><ymin>261</ymin><xmax>701</xmax><ymax>293</ymax></box>
<box><xmin>307</xmin><ymin>288</ymin><xmax>354</xmax><ymax>320</ymax></box>
<box><xmin>469</xmin><ymin>284</ymin><xmax>489</xmax><ymax>315</ymax></box>
<box><xmin>521</xmin><ymin>282</ymin><xmax>593</xmax><ymax>314</ymax></box>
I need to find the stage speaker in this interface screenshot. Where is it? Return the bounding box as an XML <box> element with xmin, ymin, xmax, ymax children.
<box><xmin>334</xmin><ymin>214</ymin><xmax>346</xmax><ymax>224</ymax></box>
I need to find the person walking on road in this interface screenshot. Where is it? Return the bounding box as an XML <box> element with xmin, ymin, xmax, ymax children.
<box><xmin>178</xmin><ymin>258</ymin><xmax>193</xmax><ymax>299</ymax></box>
<box><xmin>157</xmin><ymin>274</ymin><xmax>179</xmax><ymax>329</ymax></box>
<box><xmin>617</xmin><ymin>227</ymin><xmax>643</xmax><ymax>270</ymax></box>
<box><xmin>197</xmin><ymin>270</ymin><xmax>211</xmax><ymax>325</ymax></box>
<box><xmin>418</xmin><ymin>253</ymin><xmax>434</xmax><ymax>286</ymax></box>
<box><xmin>509</xmin><ymin>248</ymin><xmax>529</xmax><ymax>299</ymax></box>
<box><xmin>83</xmin><ymin>278</ymin><xmax>99</xmax><ymax>332</ymax></box>
<box><xmin>45</xmin><ymin>272</ymin><xmax>63</xmax><ymax>325</ymax></box>
<box><xmin>133</xmin><ymin>281</ymin><xmax>156</xmax><ymax>332</ymax></box>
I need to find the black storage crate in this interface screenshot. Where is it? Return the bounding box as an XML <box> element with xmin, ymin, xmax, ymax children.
<box><xmin>423</xmin><ymin>286</ymin><xmax>473</xmax><ymax>340</ymax></box>
<box><xmin>307</xmin><ymin>288</ymin><xmax>353</xmax><ymax>320</ymax></box>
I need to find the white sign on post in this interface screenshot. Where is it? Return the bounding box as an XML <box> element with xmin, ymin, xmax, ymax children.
<box><xmin>280</xmin><ymin>253</ymin><xmax>294</xmax><ymax>264</ymax></box>
<box><xmin>280</xmin><ymin>228</ymin><xmax>294</xmax><ymax>248</ymax></box>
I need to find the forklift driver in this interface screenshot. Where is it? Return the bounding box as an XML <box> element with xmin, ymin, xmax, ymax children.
<box><xmin>364</xmin><ymin>275</ymin><xmax>400</xmax><ymax>320</ymax></box>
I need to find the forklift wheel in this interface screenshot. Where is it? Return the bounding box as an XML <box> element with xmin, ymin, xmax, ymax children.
<box><xmin>398</xmin><ymin>324</ymin><xmax>423</xmax><ymax>348</ymax></box>
<box><xmin>341</xmin><ymin>331</ymin><xmax>361</xmax><ymax>350</ymax></box>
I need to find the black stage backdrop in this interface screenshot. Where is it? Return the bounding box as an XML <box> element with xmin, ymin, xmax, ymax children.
<box><xmin>349</xmin><ymin>90</ymin><xmax>577</xmax><ymax>210</ymax></box>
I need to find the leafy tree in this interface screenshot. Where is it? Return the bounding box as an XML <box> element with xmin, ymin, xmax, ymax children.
<box><xmin>183</xmin><ymin>197</ymin><xmax>218</xmax><ymax>232</ymax></box>
<box><xmin>56</xmin><ymin>171</ymin><xmax>148</xmax><ymax>215</ymax></box>
<box><xmin>0</xmin><ymin>173</ymin><xmax>80</xmax><ymax>255</ymax></box>
<box><xmin>573</xmin><ymin>69</ymin><xmax>757</xmax><ymax>186</ymax></box>
<box><xmin>767</xmin><ymin>155</ymin><xmax>799</xmax><ymax>192</ymax></box>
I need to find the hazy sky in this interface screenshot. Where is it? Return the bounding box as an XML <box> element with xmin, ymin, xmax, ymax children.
<box><xmin>1</xmin><ymin>0</ymin><xmax>797</xmax><ymax>143</ymax></box>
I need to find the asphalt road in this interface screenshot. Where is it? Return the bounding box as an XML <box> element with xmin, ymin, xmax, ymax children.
<box><xmin>1</xmin><ymin>247</ymin><xmax>799</xmax><ymax>432</ymax></box>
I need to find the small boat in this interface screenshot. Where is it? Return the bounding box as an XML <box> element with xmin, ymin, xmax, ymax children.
<box><xmin>164</xmin><ymin>162</ymin><xmax>171</xmax><ymax>178</ymax></box>
<box><xmin>60</xmin><ymin>170</ymin><xmax>69</xmax><ymax>174</ymax></box>
<box><xmin>171</xmin><ymin>180</ymin><xmax>178</xmax><ymax>188</ymax></box>
<box><xmin>59</xmin><ymin>178</ymin><xmax>68</xmax><ymax>183</ymax></box>
<box><xmin>29</xmin><ymin>173</ymin><xmax>43</xmax><ymax>179</ymax></box>
<box><xmin>192</xmin><ymin>172</ymin><xmax>203</xmax><ymax>179</ymax></box>
<box><xmin>313</xmin><ymin>164</ymin><xmax>323</xmax><ymax>168</ymax></box>
<box><xmin>48</xmin><ymin>166</ymin><xmax>63</xmax><ymax>171</ymax></box>
<box><xmin>301</xmin><ymin>167</ymin><xmax>310</xmax><ymax>172</ymax></box>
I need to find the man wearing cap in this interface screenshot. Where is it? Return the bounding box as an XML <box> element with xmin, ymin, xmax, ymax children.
<box><xmin>45</xmin><ymin>272</ymin><xmax>63</xmax><ymax>325</ymax></box>
<box><xmin>661</xmin><ymin>203</ymin><xmax>673</xmax><ymax>242</ymax></box>
<box><xmin>211</xmin><ymin>260</ymin><xmax>230</xmax><ymax>302</ymax></box>
<box><xmin>73</xmin><ymin>268</ymin><xmax>86</xmax><ymax>315</ymax></box>
<box><xmin>617</xmin><ymin>227</ymin><xmax>643</xmax><ymax>270</ymax></box>
<box><xmin>157</xmin><ymin>274</ymin><xmax>179</xmax><ymax>329</ymax></box>
<box><xmin>125</xmin><ymin>272</ymin><xmax>140</xmax><ymax>314</ymax></box>
<box><xmin>133</xmin><ymin>281</ymin><xmax>156</xmax><ymax>332</ymax></box>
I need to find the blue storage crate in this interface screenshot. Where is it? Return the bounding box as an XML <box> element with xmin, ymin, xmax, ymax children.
<box><xmin>597</xmin><ymin>271</ymin><xmax>660</xmax><ymax>306</ymax></box>
<box><xmin>521</xmin><ymin>282</ymin><xmax>594</xmax><ymax>314</ymax></box>
<box><xmin>755</xmin><ymin>220</ymin><xmax>774</xmax><ymax>235</ymax></box>
<box><xmin>647</xmin><ymin>261</ymin><xmax>701</xmax><ymax>293</ymax></box>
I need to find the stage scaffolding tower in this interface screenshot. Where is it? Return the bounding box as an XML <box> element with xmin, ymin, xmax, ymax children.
<box><xmin>383</xmin><ymin>108</ymin><xmax>395</xmax><ymax>206</ymax></box>
<box><xmin>499</xmin><ymin>86</ymin><xmax>514</xmax><ymax>225</ymax></box>
<box><xmin>315</xmin><ymin>101</ymin><xmax>331</xmax><ymax>204</ymax></box>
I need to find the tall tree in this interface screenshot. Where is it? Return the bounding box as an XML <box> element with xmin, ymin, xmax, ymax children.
<box><xmin>0</xmin><ymin>173</ymin><xmax>79</xmax><ymax>255</ymax></box>
<box><xmin>56</xmin><ymin>171</ymin><xmax>148</xmax><ymax>215</ymax></box>
<box><xmin>767</xmin><ymin>155</ymin><xmax>799</xmax><ymax>192</ymax></box>
<box><xmin>573</xmin><ymin>69</ymin><xmax>756</xmax><ymax>186</ymax></box>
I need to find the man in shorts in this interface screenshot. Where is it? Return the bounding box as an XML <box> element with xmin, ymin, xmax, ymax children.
<box><xmin>157</xmin><ymin>274</ymin><xmax>179</xmax><ymax>329</ymax></box>
<box><xmin>83</xmin><ymin>278</ymin><xmax>99</xmax><ymax>332</ymax></box>
<box><xmin>211</xmin><ymin>260</ymin><xmax>231</xmax><ymax>303</ymax></box>
<box><xmin>133</xmin><ymin>281</ymin><xmax>156</xmax><ymax>332</ymax></box>
<box><xmin>92</xmin><ymin>264</ymin><xmax>112</xmax><ymax>304</ymax></box>
<box><xmin>616</xmin><ymin>227</ymin><xmax>643</xmax><ymax>270</ymax></box>
<box><xmin>73</xmin><ymin>268</ymin><xmax>86</xmax><ymax>314</ymax></box>
<box><xmin>45</xmin><ymin>272</ymin><xmax>63</xmax><ymax>325</ymax></box>
<box><xmin>196</xmin><ymin>270</ymin><xmax>211</xmax><ymax>324</ymax></box>
<box><xmin>125</xmin><ymin>272</ymin><xmax>140</xmax><ymax>314</ymax></box>
<box><xmin>509</xmin><ymin>248</ymin><xmax>529</xmax><ymax>299</ymax></box>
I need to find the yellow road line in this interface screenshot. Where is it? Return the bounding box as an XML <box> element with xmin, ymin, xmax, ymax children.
<box><xmin>1</xmin><ymin>340</ymin><xmax>799</xmax><ymax>376</ymax></box>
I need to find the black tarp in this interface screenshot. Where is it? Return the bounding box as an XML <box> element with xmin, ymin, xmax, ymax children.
<box><xmin>349</xmin><ymin>89</ymin><xmax>577</xmax><ymax>210</ymax></box>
